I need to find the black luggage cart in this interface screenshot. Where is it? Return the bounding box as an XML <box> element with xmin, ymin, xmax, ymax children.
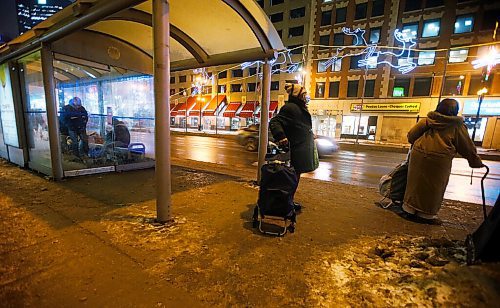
<box><xmin>252</xmin><ymin>143</ymin><xmax>298</xmax><ymax>236</ymax></box>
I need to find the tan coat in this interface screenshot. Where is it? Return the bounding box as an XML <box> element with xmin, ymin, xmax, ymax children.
<box><xmin>403</xmin><ymin>111</ymin><xmax>482</xmax><ymax>218</ymax></box>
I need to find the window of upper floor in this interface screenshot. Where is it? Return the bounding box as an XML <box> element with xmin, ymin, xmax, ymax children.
<box><xmin>290</xmin><ymin>7</ymin><xmax>305</xmax><ymax>19</ymax></box>
<box><xmin>454</xmin><ymin>15</ymin><xmax>474</xmax><ymax>34</ymax></box>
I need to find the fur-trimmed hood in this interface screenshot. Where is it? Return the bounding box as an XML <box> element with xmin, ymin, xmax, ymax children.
<box><xmin>427</xmin><ymin>111</ymin><xmax>463</xmax><ymax>130</ymax></box>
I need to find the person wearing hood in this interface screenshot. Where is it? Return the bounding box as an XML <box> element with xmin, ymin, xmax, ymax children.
<box><xmin>402</xmin><ymin>98</ymin><xmax>483</xmax><ymax>223</ymax></box>
<box><xmin>270</xmin><ymin>83</ymin><xmax>319</xmax><ymax>211</ymax></box>
<box><xmin>61</xmin><ymin>97</ymin><xmax>89</xmax><ymax>158</ymax></box>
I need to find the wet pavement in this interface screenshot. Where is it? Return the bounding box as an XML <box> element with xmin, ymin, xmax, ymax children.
<box><xmin>164</xmin><ymin>135</ymin><xmax>499</xmax><ymax>206</ymax></box>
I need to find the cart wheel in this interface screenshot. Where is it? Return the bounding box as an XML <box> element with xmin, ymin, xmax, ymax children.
<box><xmin>287</xmin><ymin>224</ymin><xmax>295</xmax><ymax>233</ymax></box>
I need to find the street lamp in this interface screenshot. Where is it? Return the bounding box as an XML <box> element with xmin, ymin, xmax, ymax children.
<box><xmin>197</xmin><ymin>96</ymin><xmax>205</xmax><ymax>131</ymax></box>
<box><xmin>471</xmin><ymin>87</ymin><xmax>488</xmax><ymax>142</ymax></box>
<box><xmin>470</xmin><ymin>46</ymin><xmax>499</xmax><ymax>143</ymax></box>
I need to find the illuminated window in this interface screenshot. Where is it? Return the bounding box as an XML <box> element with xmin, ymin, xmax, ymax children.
<box><xmin>369</xmin><ymin>28</ymin><xmax>381</xmax><ymax>44</ymax></box>
<box><xmin>317</xmin><ymin>60</ymin><xmax>329</xmax><ymax>73</ymax></box>
<box><xmin>315</xmin><ymin>82</ymin><xmax>326</xmax><ymax>98</ymax></box>
<box><xmin>332</xmin><ymin>59</ymin><xmax>342</xmax><ymax>72</ymax></box>
<box><xmin>454</xmin><ymin>15</ymin><xmax>474</xmax><ymax>34</ymax></box>
<box><xmin>422</xmin><ymin>20</ymin><xmax>440</xmax><ymax>37</ymax></box>
<box><xmin>393</xmin><ymin>78</ymin><xmax>410</xmax><ymax>97</ymax></box>
<box><xmin>449</xmin><ymin>49</ymin><xmax>469</xmax><ymax>63</ymax></box>
<box><xmin>402</xmin><ymin>23</ymin><xmax>418</xmax><ymax>40</ymax></box>
<box><xmin>418</xmin><ymin>50</ymin><xmax>436</xmax><ymax>65</ymax></box>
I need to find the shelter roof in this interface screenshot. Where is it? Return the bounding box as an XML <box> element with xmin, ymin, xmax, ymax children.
<box><xmin>0</xmin><ymin>0</ymin><xmax>284</xmax><ymax>73</ymax></box>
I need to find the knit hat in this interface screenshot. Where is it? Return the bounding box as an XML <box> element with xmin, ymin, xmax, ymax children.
<box><xmin>284</xmin><ymin>83</ymin><xmax>308</xmax><ymax>103</ymax></box>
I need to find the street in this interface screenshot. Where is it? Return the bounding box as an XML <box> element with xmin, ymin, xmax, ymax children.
<box><xmin>160</xmin><ymin>134</ymin><xmax>499</xmax><ymax>206</ymax></box>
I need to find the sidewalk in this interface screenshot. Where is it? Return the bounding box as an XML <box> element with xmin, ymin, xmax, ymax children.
<box><xmin>1</xmin><ymin>158</ymin><xmax>499</xmax><ymax>307</ymax></box>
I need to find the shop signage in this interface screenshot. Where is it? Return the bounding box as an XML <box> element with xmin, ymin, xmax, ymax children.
<box><xmin>350</xmin><ymin>102</ymin><xmax>420</xmax><ymax>112</ymax></box>
<box><xmin>461</xmin><ymin>99</ymin><xmax>500</xmax><ymax>116</ymax></box>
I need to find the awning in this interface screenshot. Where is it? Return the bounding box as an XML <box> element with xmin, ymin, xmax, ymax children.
<box><xmin>188</xmin><ymin>95</ymin><xmax>211</xmax><ymax>117</ymax></box>
<box><xmin>222</xmin><ymin>102</ymin><xmax>242</xmax><ymax>118</ymax></box>
<box><xmin>238</xmin><ymin>101</ymin><xmax>259</xmax><ymax>118</ymax></box>
<box><xmin>255</xmin><ymin>101</ymin><xmax>278</xmax><ymax>118</ymax></box>
<box><xmin>203</xmin><ymin>95</ymin><xmax>227</xmax><ymax>116</ymax></box>
<box><xmin>170</xmin><ymin>103</ymin><xmax>177</xmax><ymax>116</ymax></box>
<box><xmin>176</xmin><ymin>96</ymin><xmax>197</xmax><ymax>117</ymax></box>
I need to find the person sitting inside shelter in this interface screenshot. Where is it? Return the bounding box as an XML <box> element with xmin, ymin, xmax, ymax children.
<box><xmin>60</xmin><ymin>97</ymin><xmax>89</xmax><ymax>158</ymax></box>
<box><xmin>106</xmin><ymin>118</ymin><xmax>131</xmax><ymax>148</ymax></box>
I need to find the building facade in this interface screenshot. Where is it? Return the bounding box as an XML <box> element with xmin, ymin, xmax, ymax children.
<box><xmin>169</xmin><ymin>0</ymin><xmax>315</xmax><ymax>131</ymax></box>
<box><xmin>309</xmin><ymin>0</ymin><xmax>500</xmax><ymax>148</ymax></box>
<box><xmin>17</xmin><ymin>0</ymin><xmax>74</xmax><ymax>35</ymax></box>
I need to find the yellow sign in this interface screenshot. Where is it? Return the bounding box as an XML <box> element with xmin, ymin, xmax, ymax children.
<box><xmin>350</xmin><ymin>103</ymin><xmax>420</xmax><ymax>112</ymax></box>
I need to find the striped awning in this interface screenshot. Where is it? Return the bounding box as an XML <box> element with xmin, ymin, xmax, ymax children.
<box><xmin>255</xmin><ymin>101</ymin><xmax>278</xmax><ymax>118</ymax></box>
<box><xmin>238</xmin><ymin>101</ymin><xmax>259</xmax><ymax>118</ymax></box>
<box><xmin>222</xmin><ymin>102</ymin><xmax>241</xmax><ymax>118</ymax></box>
<box><xmin>203</xmin><ymin>95</ymin><xmax>227</xmax><ymax>116</ymax></box>
<box><xmin>188</xmin><ymin>95</ymin><xmax>211</xmax><ymax>117</ymax></box>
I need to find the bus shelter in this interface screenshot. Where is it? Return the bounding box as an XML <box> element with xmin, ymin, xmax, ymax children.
<box><xmin>0</xmin><ymin>0</ymin><xmax>284</xmax><ymax>221</ymax></box>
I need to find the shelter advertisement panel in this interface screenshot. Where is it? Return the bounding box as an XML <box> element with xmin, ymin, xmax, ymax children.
<box><xmin>350</xmin><ymin>103</ymin><xmax>421</xmax><ymax>113</ymax></box>
<box><xmin>0</xmin><ymin>63</ymin><xmax>20</xmax><ymax>147</ymax></box>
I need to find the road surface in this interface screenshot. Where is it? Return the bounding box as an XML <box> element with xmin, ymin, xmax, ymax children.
<box><xmin>134</xmin><ymin>133</ymin><xmax>499</xmax><ymax>206</ymax></box>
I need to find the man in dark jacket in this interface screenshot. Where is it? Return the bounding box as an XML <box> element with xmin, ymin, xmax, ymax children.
<box><xmin>270</xmin><ymin>83</ymin><xmax>319</xmax><ymax>210</ymax></box>
<box><xmin>61</xmin><ymin>97</ymin><xmax>89</xmax><ymax>158</ymax></box>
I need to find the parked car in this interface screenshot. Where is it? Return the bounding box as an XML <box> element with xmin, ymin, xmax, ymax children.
<box><xmin>236</xmin><ymin>124</ymin><xmax>338</xmax><ymax>157</ymax></box>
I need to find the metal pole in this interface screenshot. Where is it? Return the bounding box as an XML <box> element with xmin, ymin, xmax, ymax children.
<box><xmin>437</xmin><ymin>48</ymin><xmax>449</xmax><ymax>104</ymax></box>
<box><xmin>184</xmin><ymin>93</ymin><xmax>187</xmax><ymax>133</ymax></box>
<box><xmin>257</xmin><ymin>60</ymin><xmax>271</xmax><ymax>183</ymax></box>
<box><xmin>98</xmin><ymin>81</ymin><xmax>105</xmax><ymax>136</ymax></box>
<box><xmin>471</xmin><ymin>93</ymin><xmax>484</xmax><ymax>142</ymax></box>
<box><xmin>153</xmin><ymin>0</ymin><xmax>171</xmax><ymax>223</ymax></box>
<box><xmin>355</xmin><ymin>68</ymin><xmax>368</xmax><ymax>145</ymax></box>
<box><xmin>40</xmin><ymin>43</ymin><xmax>63</xmax><ymax>180</ymax></box>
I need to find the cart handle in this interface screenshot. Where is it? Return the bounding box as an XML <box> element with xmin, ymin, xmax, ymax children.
<box><xmin>481</xmin><ymin>164</ymin><xmax>490</xmax><ymax>220</ymax></box>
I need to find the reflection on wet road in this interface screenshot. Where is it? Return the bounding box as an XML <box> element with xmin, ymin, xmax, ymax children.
<box><xmin>167</xmin><ymin>135</ymin><xmax>499</xmax><ymax>206</ymax></box>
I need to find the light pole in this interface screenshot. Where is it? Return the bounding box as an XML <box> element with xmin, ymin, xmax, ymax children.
<box><xmin>471</xmin><ymin>87</ymin><xmax>487</xmax><ymax>143</ymax></box>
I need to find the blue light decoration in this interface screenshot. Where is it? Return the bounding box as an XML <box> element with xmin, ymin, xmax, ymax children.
<box><xmin>323</xmin><ymin>27</ymin><xmax>417</xmax><ymax>74</ymax></box>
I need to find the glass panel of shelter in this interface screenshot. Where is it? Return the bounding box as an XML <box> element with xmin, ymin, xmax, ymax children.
<box><xmin>54</xmin><ymin>55</ymin><xmax>154</xmax><ymax>173</ymax></box>
<box><xmin>18</xmin><ymin>51</ymin><xmax>52</xmax><ymax>175</ymax></box>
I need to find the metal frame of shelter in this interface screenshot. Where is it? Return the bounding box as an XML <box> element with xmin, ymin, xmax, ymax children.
<box><xmin>0</xmin><ymin>0</ymin><xmax>285</xmax><ymax>222</ymax></box>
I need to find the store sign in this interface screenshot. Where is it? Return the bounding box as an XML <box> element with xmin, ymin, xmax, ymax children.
<box><xmin>350</xmin><ymin>103</ymin><xmax>420</xmax><ymax>113</ymax></box>
<box><xmin>461</xmin><ymin>99</ymin><xmax>500</xmax><ymax>116</ymax></box>
<box><xmin>0</xmin><ymin>64</ymin><xmax>19</xmax><ymax>147</ymax></box>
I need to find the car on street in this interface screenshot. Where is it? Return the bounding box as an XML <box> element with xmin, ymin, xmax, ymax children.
<box><xmin>236</xmin><ymin>124</ymin><xmax>338</xmax><ymax>157</ymax></box>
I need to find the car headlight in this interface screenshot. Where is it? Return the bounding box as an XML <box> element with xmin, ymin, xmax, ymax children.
<box><xmin>316</xmin><ymin>138</ymin><xmax>334</xmax><ymax>147</ymax></box>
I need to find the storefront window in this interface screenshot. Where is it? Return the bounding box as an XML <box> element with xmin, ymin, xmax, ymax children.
<box><xmin>341</xmin><ymin>115</ymin><xmax>369</xmax><ymax>136</ymax></box>
<box><xmin>464</xmin><ymin>117</ymin><xmax>487</xmax><ymax>143</ymax></box>
<box><xmin>19</xmin><ymin>52</ymin><xmax>51</xmax><ymax>174</ymax></box>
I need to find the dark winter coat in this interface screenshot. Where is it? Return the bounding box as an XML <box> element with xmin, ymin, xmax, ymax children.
<box><xmin>269</xmin><ymin>97</ymin><xmax>319</xmax><ymax>173</ymax></box>
<box><xmin>61</xmin><ymin>104</ymin><xmax>88</xmax><ymax>132</ymax></box>
<box><xmin>404</xmin><ymin>111</ymin><xmax>482</xmax><ymax>217</ymax></box>
<box><xmin>106</xmin><ymin>119</ymin><xmax>131</xmax><ymax>147</ymax></box>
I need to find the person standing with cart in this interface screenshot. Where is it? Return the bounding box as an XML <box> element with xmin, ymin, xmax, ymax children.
<box><xmin>402</xmin><ymin>98</ymin><xmax>484</xmax><ymax>224</ymax></box>
<box><xmin>270</xmin><ymin>83</ymin><xmax>319</xmax><ymax>211</ymax></box>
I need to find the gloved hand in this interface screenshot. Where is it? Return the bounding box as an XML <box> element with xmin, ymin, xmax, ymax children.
<box><xmin>277</xmin><ymin>138</ymin><xmax>289</xmax><ymax>147</ymax></box>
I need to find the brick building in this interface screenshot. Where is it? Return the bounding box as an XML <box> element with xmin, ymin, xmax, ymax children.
<box><xmin>308</xmin><ymin>0</ymin><xmax>500</xmax><ymax>148</ymax></box>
